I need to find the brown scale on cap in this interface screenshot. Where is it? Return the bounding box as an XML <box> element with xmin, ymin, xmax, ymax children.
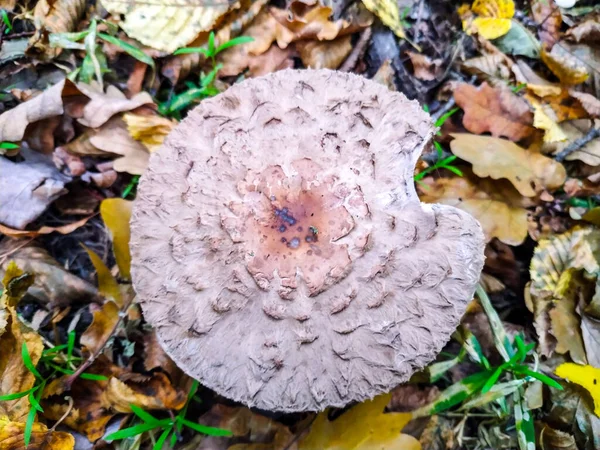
<box><xmin>131</xmin><ymin>69</ymin><xmax>485</xmax><ymax>412</ymax></box>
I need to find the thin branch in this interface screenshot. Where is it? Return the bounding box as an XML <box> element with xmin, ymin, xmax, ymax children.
<box><xmin>339</xmin><ymin>27</ymin><xmax>372</xmax><ymax>72</ymax></box>
<box><xmin>555</xmin><ymin>127</ymin><xmax>600</xmax><ymax>162</ymax></box>
<box><xmin>49</xmin><ymin>396</ymin><xmax>74</xmax><ymax>431</ymax></box>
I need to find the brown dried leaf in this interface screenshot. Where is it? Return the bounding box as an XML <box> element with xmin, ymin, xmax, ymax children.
<box><xmin>531</xmin><ymin>0</ymin><xmax>562</xmax><ymax>50</ymax></box>
<box><xmin>570</xmin><ymin>90</ymin><xmax>600</xmax><ymax>117</ymax></box>
<box><xmin>247</xmin><ymin>44</ymin><xmax>296</xmax><ymax>77</ymax></box>
<box><xmin>372</xmin><ymin>59</ymin><xmax>396</xmax><ymax>91</ymax></box>
<box><xmin>0</xmin><ymin>241</ymin><xmax>99</xmax><ymax>306</ymax></box>
<box><xmin>514</xmin><ymin>60</ymin><xmax>562</xmax><ymax>97</ymax></box>
<box><xmin>0</xmin><ymin>216</ymin><xmax>92</xmax><ymax>238</ymax></box>
<box><xmin>453</xmin><ymin>82</ymin><xmax>535</xmax><ymax>141</ymax></box>
<box><xmin>0</xmin><ymin>417</ymin><xmax>74</xmax><ymax>450</ymax></box>
<box><xmin>80</xmin><ymin>301</ymin><xmax>119</xmax><ymax>355</ymax></box>
<box><xmin>76</xmin><ymin>83</ymin><xmax>154</xmax><ymax>129</ymax></box>
<box><xmin>297</xmin><ymin>35</ymin><xmax>352</xmax><ymax>69</ymax></box>
<box><xmin>450</xmin><ymin>133</ymin><xmax>567</xmax><ymax>196</ymax></box>
<box><xmin>541</xmin><ymin>45</ymin><xmax>589</xmax><ymax>85</ymax></box>
<box><xmin>418</xmin><ymin>175</ymin><xmax>529</xmax><ymax>245</ymax></box>
<box><xmin>407</xmin><ymin>52</ymin><xmax>442</xmax><ymax>81</ymax></box>
<box><xmin>143</xmin><ymin>330</ymin><xmax>182</xmax><ymax>379</ymax></box>
<box><xmin>462</xmin><ymin>54</ymin><xmax>512</xmax><ymax>84</ymax></box>
<box><xmin>567</xmin><ymin>18</ymin><xmax>600</xmax><ymax>43</ymax></box>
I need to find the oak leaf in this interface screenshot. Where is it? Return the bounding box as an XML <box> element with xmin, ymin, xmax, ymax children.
<box><xmin>418</xmin><ymin>175</ymin><xmax>529</xmax><ymax>245</ymax></box>
<box><xmin>529</xmin><ymin>95</ymin><xmax>568</xmax><ymax>143</ymax></box>
<box><xmin>453</xmin><ymin>82</ymin><xmax>534</xmax><ymax>141</ymax></box>
<box><xmin>449</xmin><ymin>133</ymin><xmax>566</xmax><ymax>196</ymax></box>
<box><xmin>569</xmin><ymin>91</ymin><xmax>600</xmax><ymax>118</ymax></box>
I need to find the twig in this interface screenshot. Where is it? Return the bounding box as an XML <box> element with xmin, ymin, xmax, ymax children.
<box><xmin>555</xmin><ymin>127</ymin><xmax>600</xmax><ymax>162</ymax></box>
<box><xmin>339</xmin><ymin>27</ymin><xmax>372</xmax><ymax>72</ymax></box>
<box><xmin>432</xmin><ymin>98</ymin><xmax>456</xmax><ymax>122</ymax></box>
<box><xmin>49</xmin><ymin>396</ymin><xmax>74</xmax><ymax>431</ymax></box>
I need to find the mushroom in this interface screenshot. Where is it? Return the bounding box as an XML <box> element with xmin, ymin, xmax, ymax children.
<box><xmin>130</xmin><ymin>69</ymin><xmax>485</xmax><ymax>412</ymax></box>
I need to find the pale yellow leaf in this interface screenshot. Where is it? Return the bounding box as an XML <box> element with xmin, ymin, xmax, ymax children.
<box><xmin>361</xmin><ymin>0</ymin><xmax>405</xmax><ymax>39</ymax></box>
<box><xmin>100</xmin><ymin>199</ymin><xmax>132</xmax><ymax>279</ymax></box>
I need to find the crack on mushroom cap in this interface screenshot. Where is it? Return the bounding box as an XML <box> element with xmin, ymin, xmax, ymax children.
<box><xmin>130</xmin><ymin>69</ymin><xmax>485</xmax><ymax>412</ymax></box>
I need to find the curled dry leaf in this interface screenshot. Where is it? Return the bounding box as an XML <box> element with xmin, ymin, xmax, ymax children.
<box><xmin>0</xmin><ymin>149</ymin><xmax>70</xmax><ymax>230</ymax></box>
<box><xmin>0</xmin><ymin>417</ymin><xmax>74</xmax><ymax>450</ymax></box>
<box><xmin>80</xmin><ymin>301</ymin><xmax>120</xmax><ymax>355</ymax></box>
<box><xmin>418</xmin><ymin>175</ymin><xmax>529</xmax><ymax>245</ymax></box>
<box><xmin>100</xmin><ymin>0</ymin><xmax>232</xmax><ymax>53</ymax></box>
<box><xmin>0</xmin><ymin>263</ymin><xmax>43</xmax><ymax>422</ymax></box>
<box><xmin>100</xmin><ymin>199</ymin><xmax>132</xmax><ymax>279</ymax></box>
<box><xmin>297</xmin><ymin>35</ymin><xmax>352</xmax><ymax>69</ymax></box>
<box><xmin>531</xmin><ymin>0</ymin><xmax>562</xmax><ymax>50</ymax></box>
<box><xmin>75</xmin><ymin>83</ymin><xmax>154</xmax><ymax>129</ymax></box>
<box><xmin>299</xmin><ymin>393</ymin><xmax>419</xmax><ymax>449</ymax></box>
<box><xmin>544</xmin><ymin>119</ymin><xmax>600</xmax><ymax>165</ymax></box>
<box><xmin>0</xmin><ymin>216</ymin><xmax>92</xmax><ymax>239</ymax></box>
<box><xmin>460</xmin><ymin>0</ymin><xmax>515</xmax><ymax>40</ymax></box>
<box><xmin>541</xmin><ymin>45</ymin><xmax>589</xmax><ymax>85</ymax></box>
<box><xmin>567</xmin><ymin>18</ymin><xmax>600</xmax><ymax>43</ymax></box>
<box><xmin>0</xmin><ymin>241</ymin><xmax>99</xmax><ymax>306</ymax></box>
<box><xmin>450</xmin><ymin>133</ymin><xmax>567</xmax><ymax>196</ymax></box>
<box><xmin>407</xmin><ymin>52</ymin><xmax>442</xmax><ymax>81</ymax></box>
<box><xmin>123</xmin><ymin>113</ymin><xmax>177</xmax><ymax>152</ymax></box>
<box><xmin>43</xmin><ymin>357</ymin><xmax>187</xmax><ymax>441</ymax></box>
<box><xmin>453</xmin><ymin>82</ymin><xmax>534</xmax><ymax>141</ymax></box>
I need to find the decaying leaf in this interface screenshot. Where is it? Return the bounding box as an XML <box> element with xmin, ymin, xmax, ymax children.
<box><xmin>361</xmin><ymin>0</ymin><xmax>405</xmax><ymax>39</ymax></box>
<box><xmin>80</xmin><ymin>301</ymin><xmax>119</xmax><ymax>355</ymax></box>
<box><xmin>544</xmin><ymin>119</ymin><xmax>600</xmax><ymax>165</ymax></box>
<box><xmin>449</xmin><ymin>133</ymin><xmax>567</xmax><ymax>196</ymax></box>
<box><xmin>100</xmin><ymin>0</ymin><xmax>232</xmax><ymax>53</ymax></box>
<box><xmin>570</xmin><ymin>91</ymin><xmax>600</xmax><ymax>118</ymax></box>
<box><xmin>43</xmin><ymin>357</ymin><xmax>187</xmax><ymax>441</ymax></box>
<box><xmin>0</xmin><ymin>416</ymin><xmax>74</xmax><ymax>450</ymax></box>
<box><xmin>538</xmin><ymin>424</ymin><xmax>577</xmax><ymax>450</ymax></box>
<box><xmin>297</xmin><ymin>35</ymin><xmax>352</xmax><ymax>69</ymax></box>
<box><xmin>0</xmin><ymin>263</ymin><xmax>43</xmax><ymax>422</ymax></box>
<box><xmin>453</xmin><ymin>82</ymin><xmax>534</xmax><ymax>141</ymax></box>
<box><xmin>418</xmin><ymin>175</ymin><xmax>529</xmax><ymax>245</ymax></box>
<box><xmin>0</xmin><ymin>241</ymin><xmax>99</xmax><ymax>306</ymax></box>
<box><xmin>541</xmin><ymin>45</ymin><xmax>589</xmax><ymax>85</ymax></box>
<box><xmin>567</xmin><ymin>18</ymin><xmax>600</xmax><ymax>43</ymax></box>
<box><xmin>100</xmin><ymin>199</ymin><xmax>132</xmax><ymax>279</ymax></box>
<box><xmin>556</xmin><ymin>363</ymin><xmax>600</xmax><ymax>416</ymax></box>
<box><xmin>461</xmin><ymin>0</ymin><xmax>515</xmax><ymax>40</ymax></box>
<box><xmin>299</xmin><ymin>393</ymin><xmax>420</xmax><ymax>449</ymax></box>
<box><xmin>531</xmin><ymin>0</ymin><xmax>562</xmax><ymax>50</ymax></box>
<box><xmin>462</xmin><ymin>53</ymin><xmax>512</xmax><ymax>83</ymax></box>
<box><xmin>123</xmin><ymin>113</ymin><xmax>176</xmax><ymax>152</ymax></box>
<box><xmin>407</xmin><ymin>52</ymin><xmax>443</xmax><ymax>81</ymax></box>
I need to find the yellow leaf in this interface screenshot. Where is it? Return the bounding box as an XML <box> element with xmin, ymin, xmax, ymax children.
<box><xmin>471</xmin><ymin>17</ymin><xmax>512</xmax><ymax>39</ymax></box>
<box><xmin>361</xmin><ymin>0</ymin><xmax>405</xmax><ymax>39</ymax></box>
<box><xmin>471</xmin><ymin>0</ymin><xmax>515</xmax><ymax>18</ymax></box>
<box><xmin>100</xmin><ymin>199</ymin><xmax>132</xmax><ymax>279</ymax></box>
<box><xmin>541</xmin><ymin>47</ymin><xmax>589</xmax><ymax>85</ymax></box>
<box><xmin>80</xmin><ymin>301</ymin><xmax>120</xmax><ymax>355</ymax></box>
<box><xmin>449</xmin><ymin>133</ymin><xmax>567</xmax><ymax>197</ymax></box>
<box><xmin>123</xmin><ymin>113</ymin><xmax>177</xmax><ymax>153</ymax></box>
<box><xmin>555</xmin><ymin>363</ymin><xmax>600</xmax><ymax>416</ymax></box>
<box><xmin>82</xmin><ymin>245</ymin><xmax>121</xmax><ymax>305</ymax></box>
<box><xmin>299</xmin><ymin>393</ymin><xmax>420</xmax><ymax>450</ymax></box>
<box><xmin>531</xmin><ymin>100</ymin><xmax>568</xmax><ymax>143</ymax></box>
<box><xmin>100</xmin><ymin>0</ymin><xmax>231</xmax><ymax>53</ymax></box>
<box><xmin>0</xmin><ymin>416</ymin><xmax>74</xmax><ymax>450</ymax></box>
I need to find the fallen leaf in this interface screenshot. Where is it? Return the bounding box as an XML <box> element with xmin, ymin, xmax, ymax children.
<box><xmin>544</xmin><ymin>119</ymin><xmax>600</xmax><ymax>165</ymax></box>
<box><xmin>0</xmin><ymin>240</ymin><xmax>99</xmax><ymax>306</ymax></box>
<box><xmin>0</xmin><ymin>216</ymin><xmax>92</xmax><ymax>239</ymax></box>
<box><xmin>556</xmin><ymin>363</ymin><xmax>600</xmax><ymax>416</ymax></box>
<box><xmin>449</xmin><ymin>133</ymin><xmax>567</xmax><ymax>196</ymax></box>
<box><xmin>76</xmin><ymin>83</ymin><xmax>154</xmax><ymax>129</ymax></box>
<box><xmin>461</xmin><ymin>0</ymin><xmax>515</xmax><ymax>40</ymax></box>
<box><xmin>100</xmin><ymin>0</ymin><xmax>232</xmax><ymax>53</ymax></box>
<box><xmin>462</xmin><ymin>54</ymin><xmax>512</xmax><ymax>84</ymax></box>
<box><xmin>570</xmin><ymin>91</ymin><xmax>600</xmax><ymax>117</ymax></box>
<box><xmin>372</xmin><ymin>59</ymin><xmax>396</xmax><ymax>91</ymax></box>
<box><xmin>43</xmin><ymin>357</ymin><xmax>187</xmax><ymax>441</ymax></box>
<box><xmin>0</xmin><ymin>416</ymin><xmax>74</xmax><ymax>450</ymax></box>
<box><xmin>407</xmin><ymin>52</ymin><xmax>442</xmax><ymax>81</ymax></box>
<box><xmin>100</xmin><ymin>199</ymin><xmax>132</xmax><ymax>279</ymax></box>
<box><xmin>418</xmin><ymin>175</ymin><xmax>529</xmax><ymax>245</ymax></box>
<box><xmin>418</xmin><ymin>415</ymin><xmax>455</xmax><ymax>450</ymax></box>
<box><xmin>29</xmin><ymin>0</ymin><xmax>86</xmax><ymax>59</ymax></box>
<box><xmin>83</xmin><ymin>246</ymin><xmax>121</xmax><ymax>305</ymax></box>
<box><xmin>123</xmin><ymin>113</ymin><xmax>176</xmax><ymax>153</ymax></box>
<box><xmin>143</xmin><ymin>330</ymin><xmax>182</xmax><ymax>379</ymax></box>
<box><xmin>542</xmin><ymin>45</ymin><xmax>589</xmax><ymax>85</ymax></box>
<box><xmin>531</xmin><ymin>0</ymin><xmax>562</xmax><ymax>50</ymax></box>
<box><xmin>528</xmin><ymin>95</ymin><xmax>569</xmax><ymax>143</ymax></box>
<box><xmin>453</xmin><ymin>82</ymin><xmax>534</xmax><ymax>141</ymax></box>
<box><xmin>538</xmin><ymin>426</ymin><xmax>577</xmax><ymax>450</ymax></box>
<box><xmin>246</xmin><ymin>44</ymin><xmax>296</xmax><ymax>77</ymax></box>
<box><xmin>0</xmin><ymin>149</ymin><xmax>70</xmax><ymax>230</ymax></box>
<box><xmin>297</xmin><ymin>35</ymin><xmax>352</xmax><ymax>69</ymax></box>
<box><xmin>494</xmin><ymin>19</ymin><xmax>541</xmax><ymax>58</ymax></box>
<box><xmin>514</xmin><ymin>60</ymin><xmax>561</xmax><ymax>97</ymax></box>
<box><xmin>80</xmin><ymin>301</ymin><xmax>119</xmax><ymax>355</ymax></box>
<box><xmin>361</xmin><ymin>0</ymin><xmax>405</xmax><ymax>39</ymax></box>
<box><xmin>567</xmin><ymin>18</ymin><xmax>600</xmax><ymax>43</ymax></box>
<box><xmin>0</xmin><ymin>263</ymin><xmax>43</xmax><ymax>422</ymax></box>
<box><xmin>299</xmin><ymin>393</ymin><xmax>420</xmax><ymax>449</ymax></box>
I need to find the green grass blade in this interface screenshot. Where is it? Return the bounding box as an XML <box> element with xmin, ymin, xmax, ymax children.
<box><xmin>98</xmin><ymin>33</ymin><xmax>155</xmax><ymax>69</ymax></box>
<box><xmin>514</xmin><ymin>387</ymin><xmax>536</xmax><ymax>450</ymax></box>
<box><xmin>460</xmin><ymin>379</ymin><xmax>526</xmax><ymax>410</ymax></box>
<box><xmin>67</xmin><ymin>330</ymin><xmax>76</xmax><ymax>364</ymax></box>
<box><xmin>28</xmin><ymin>389</ymin><xmax>43</xmax><ymax>413</ymax></box>
<box><xmin>215</xmin><ymin>36</ymin><xmax>254</xmax><ymax>54</ymax></box>
<box><xmin>79</xmin><ymin>372</ymin><xmax>109</xmax><ymax>381</ymax></box>
<box><xmin>130</xmin><ymin>404</ymin><xmax>161</xmax><ymax>424</ymax></box>
<box><xmin>512</xmin><ymin>365</ymin><xmax>563</xmax><ymax>390</ymax></box>
<box><xmin>153</xmin><ymin>427</ymin><xmax>171</xmax><ymax>450</ymax></box>
<box><xmin>0</xmin><ymin>388</ymin><xmax>32</xmax><ymax>401</ymax></box>
<box><xmin>434</xmin><ymin>107</ymin><xmax>459</xmax><ymax>128</ymax></box>
<box><xmin>173</xmin><ymin>47</ymin><xmax>210</xmax><ymax>56</ymax></box>
<box><xmin>106</xmin><ymin>419</ymin><xmax>171</xmax><ymax>440</ymax></box>
<box><xmin>1</xmin><ymin>10</ymin><xmax>12</xmax><ymax>32</ymax></box>
<box><xmin>22</xmin><ymin>342</ymin><xmax>41</xmax><ymax>379</ymax></box>
<box><xmin>180</xmin><ymin>418</ymin><xmax>232</xmax><ymax>436</ymax></box>
<box><xmin>168</xmin><ymin>88</ymin><xmax>207</xmax><ymax>112</ymax></box>
<box><xmin>481</xmin><ymin>365</ymin><xmax>505</xmax><ymax>394</ymax></box>
<box><xmin>0</xmin><ymin>141</ymin><xmax>19</xmax><ymax>149</ymax></box>
<box><xmin>42</xmin><ymin>344</ymin><xmax>69</xmax><ymax>356</ymax></box>
<box><xmin>24</xmin><ymin>406</ymin><xmax>36</xmax><ymax>446</ymax></box>
<box><xmin>208</xmin><ymin>31</ymin><xmax>215</xmax><ymax>56</ymax></box>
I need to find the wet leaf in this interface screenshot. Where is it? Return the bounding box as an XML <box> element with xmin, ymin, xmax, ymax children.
<box><xmin>0</xmin><ymin>416</ymin><xmax>74</xmax><ymax>450</ymax></box>
<box><xmin>361</xmin><ymin>0</ymin><xmax>405</xmax><ymax>39</ymax></box>
<box><xmin>0</xmin><ymin>263</ymin><xmax>43</xmax><ymax>422</ymax></box>
<box><xmin>297</xmin><ymin>35</ymin><xmax>352</xmax><ymax>69</ymax></box>
<box><xmin>542</xmin><ymin>45</ymin><xmax>589</xmax><ymax>85</ymax></box>
<box><xmin>453</xmin><ymin>82</ymin><xmax>534</xmax><ymax>141</ymax></box>
<box><xmin>449</xmin><ymin>133</ymin><xmax>567</xmax><ymax>196</ymax></box>
<box><xmin>556</xmin><ymin>363</ymin><xmax>600</xmax><ymax>416</ymax></box>
<box><xmin>100</xmin><ymin>199</ymin><xmax>132</xmax><ymax>279</ymax></box>
<box><xmin>100</xmin><ymin>0</ymin><xmax>232</xmax><ymax>54</ymax></box>
<box><xmin>418</xmin><ymin>175</ymin><xmax>529</xmax><ymax>245</ymax></box>
<box><xmin>80</xmin><ymin>301</ymin><xmax>119</xmax><ymax>355</ymax></box>
<box><xmin>299</xmin><ymin>393</ymin><xmax>419</xmax><ymax>449</ymax></box>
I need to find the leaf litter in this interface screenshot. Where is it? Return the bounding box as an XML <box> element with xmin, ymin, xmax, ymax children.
<box><xmin>2</xmin><ymin>0</ymin><xmax>600</xmax><ymax>449</ymax></box>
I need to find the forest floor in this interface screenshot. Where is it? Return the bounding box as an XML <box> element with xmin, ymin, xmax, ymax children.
<box><xmin>1</xmin><ymin>0</ymin><xmax>600</xmax><ymax>449</ymax></box>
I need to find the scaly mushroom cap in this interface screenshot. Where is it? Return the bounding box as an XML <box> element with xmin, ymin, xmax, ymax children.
<box><xmin>131</xmin><ymin>69</ymin><xmax>485</xmax><ymax>412</ymax></box>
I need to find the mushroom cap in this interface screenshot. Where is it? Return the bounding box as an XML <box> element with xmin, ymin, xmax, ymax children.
<box><xmin>131</xmin><ymin>69</ymin><xmax>485</xmax><ymax>412</ymax></box>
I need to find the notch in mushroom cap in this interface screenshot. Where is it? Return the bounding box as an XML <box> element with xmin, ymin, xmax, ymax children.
<box><xmin>130</xmin><ymin>69</ymin><xmax>485</xmax><ymax>412</ymax></box>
